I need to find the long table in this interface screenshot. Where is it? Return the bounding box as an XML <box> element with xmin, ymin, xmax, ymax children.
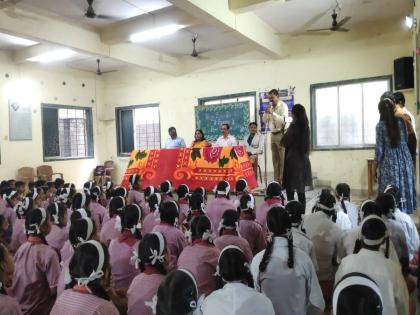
<box><xmin>121</xmin><ymin>146</ymin><xmax>257</xmax><ymax>191</ymax></box>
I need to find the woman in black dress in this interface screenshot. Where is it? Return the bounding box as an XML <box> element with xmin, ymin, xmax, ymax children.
<box><xmin>281</xmin><ymin>104</ymin><xmax>312</xmax><ymax>209</ymax></box>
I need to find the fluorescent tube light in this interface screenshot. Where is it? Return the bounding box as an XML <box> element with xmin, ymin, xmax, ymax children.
<box><xmin>0</xmin><ymin>33</ymin><xmax>38</xmax><ymax>46</ymax></box>
<box><xmin>27</xmin><ymin>49</ymin><xmax>76</xmax><ymax>63</ymax></box>
<box><xmin>406</xmin><ymin>16</ymin><xmax>414</xmax><ymax>29</ymax></box>
<box><xmin>130</xmin><ymin>24</ymin><xmax>184</xmax><ymax>43</ymax></box>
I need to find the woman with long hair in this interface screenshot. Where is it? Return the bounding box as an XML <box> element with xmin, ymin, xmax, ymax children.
<box><xmin>375</xmin><ymin>92</ymin><xmax>417</xmax><ymax>213</ymax></box>
<box><xmin>281</xmin><ymin>104</ymin><xmax>312</xmax><ymax>209</ymax></box>
<box><xmin>190</xmin><ymin>129</ymin><xmax>212</xmax><ymax>148</ymax></box>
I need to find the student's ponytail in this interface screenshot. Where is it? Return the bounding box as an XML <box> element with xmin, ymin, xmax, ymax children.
<box><xmin>287</xmin><ymin>231</ymin><xmax>294</xmax><ymax>268</ymax></box>
<box><xmin>336</xmin><ymin>183</ymin><xmax>350</xmax><ymax>214</ymax></box>
<box><xmin>259</xmin><ymin>238</ymin><xmax>274</xmax><ymax>273</ymax></box>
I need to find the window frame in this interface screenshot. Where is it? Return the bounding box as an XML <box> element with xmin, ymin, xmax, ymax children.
<box><xmin>41</xmin><ymin>103</ymin><xmax>94</xmax><ymax>162</ymax></box>
<box><xmin>115</xmin><ymin>103</ymin><xmax>161</xmax><ymax>157</ymax></box>
<box><xmin>197</xmin><ymin>91</ymin><xmax>257</xmax><ymax>123</ymax></box>
<box><xmin>310</xmin><ymin>75</ymin><xmax>392</xmax><ymax>151</ymax></box>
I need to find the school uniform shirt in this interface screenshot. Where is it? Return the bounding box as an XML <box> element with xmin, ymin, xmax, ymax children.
<box><xmin>161</xmin><ymin>194</ymin><xmax>175</xmax><ymax>203</ymax></box>
<box><xmin>51</xmin><ymin>286</ymin><xmax>119</xmax><ymax>315</ymax></box>
<box><xmin>89</xmin><ymin>201</ymin><xmax>107</xmax><ymax>230</ymax></box>
<box><xmin>178</xmin><ymin>200</ymin><xmax>190</xmax><ymax>226</ymax></box>
<box><xmin>394</xmin><ymin>208</ymin><xmax>420</xmax><ymax>260</ymax></box>
<box><xmin>100</xmin><ymin>217</ymin><xmax>120</xmax><ymax>247</ymax></box>
<box><xmin>0</xmin><ymin>294</ymin><xmax>22</xmax><ymax>315</ymax></box>
<box><xmin>255</xmin><ymin>199</ymin><xmax>283</xmax><ymax>234</ymax></box>
<box><xmin>383</xmin><ymin>218</ymin><xmax>409</xmax><ymax>264</ymax></box>
<box><xmin>205</xmin><ymin>197</ymin><xmax>235</xmax><ymax>231</ymax></box>
<box><xmin>202</xmin><ymin>282</ymin><xmax>275</xmax><ymax>315</ymax></box>
<box><xmin>340</xmin><ymin>200</ymin><xmax>359</xmax><ymax>229</ymax></box>
<box><xmin>214</xmin><ymin>134</ymin><xmax>237</xmax><ymax>147</ymax></box>
<box><xmin>177</xmin><ymin>240</ymin><xmax>220</xmax><ymax>296</ymax></box>
<box><xmin>335</xmin><ymin>249</ymin><xmax>409</xmax><ymax>315</ymax></box>
<box><xmin>10</xmin><ymin>218</ymin><xmax>26</xmax><ymax>253</ymax></box>
<box><xmin>109</xmin><ymin>232</ymin><xmax>141</xmax><ymax>289</ymax></box>
<box><xmin>126</xmin><ymin>190</ymin><xmax>147</xmax><ymax>211</ymax></box>
<box><xmin>336</xmin><ymin>209</ymin><xmax>352</xmax><ymax>231</ymax></box>
<box><xmin>1</xmin><ymin>205</ymin><xmax>16</xmax><ymax>225</ymax></box>
<box><xmin>127</xmin><ymin>271</ymin><xmax>165</xmax><ymax>315</ymax></box>
<box><xmin>302</xmin><ymin>211</ymin><xmax>343</xmax><ymax>281</ymax></box>
<box><xmin>239</xmin><ymin>218</ymin><xmax>267</xmax><ymax>256</ymax></box>
<box><xmin>46</xmin><ymin>225</ymin><xmax>68</xmax><ymax>257</ymax></box>
<box><xmin>152</xmin><ymin>223</ymin><xmax>187</xmax><ymax>271</ymax></box>
<box><xmin>214</xmin><ymin>233</ymin><xmax>253</xmax><ymax>263</ymax></box>
<box><xmin>165</xmin><ymin>137</ymin><xmax>186</xmax><ymax>149</ymax></box>
<box><xmin>142</xmin><ymin>212</ymin><xmax>160</xmax><ymax>235</ymax></box>
<box><xmin>0</xmin><ymin>198</ymin><xmax>6</xmax><ymax>213</ymax></box>
<box><xmin>57</xmin><ymin>258</ymin><xmax>71</xmax><ymax>297</ymax></box>
<box><xmin>12</xmin><ymin>237</ymin><xmax>61</xmax><ymax>315</ymax></box>
<box><xmin>60</xmin><ymin>241</ymin><xmax>74</xmax><ymax>264</ymax></box>
<box><xmin>251</xmin><ymin>237</ymin><xmax>325</xmax><ymax>315</ymax></box>
<box><xmin>291</xmin><ymin>226</ymin><xmax>318</xmax><ymax>271</ymax></box>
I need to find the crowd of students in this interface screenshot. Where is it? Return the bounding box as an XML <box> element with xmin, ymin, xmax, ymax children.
<box><xmin>0</xmin><ymin>175</ymin><xmax>418</xmax><ymax>315</ymax></box>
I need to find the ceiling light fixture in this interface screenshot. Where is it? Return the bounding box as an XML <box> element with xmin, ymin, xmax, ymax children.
<box><xmin>405</xmin><ymin>16</ymin><xmax>415</xmax><ymax>29</ymax></box>
<box><xmin>129</xmin><ymin>24</ymin><xmax>185</xmax><ymax>43</ymax></box>
<box><xmin>0</xmin><ymin>33</ymin><xmax>38</xmax><ymax>47</ymax></box>
<box><xmin>27</xmin><ymin>49</ymin><xmax>76</xmax><ymax>63</ymax></box>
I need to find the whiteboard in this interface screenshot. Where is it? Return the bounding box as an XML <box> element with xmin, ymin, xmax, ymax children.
<box><xmin>9</xmin><ymin>100</ymin><xmax>32</xmax><ymax>141</ymax></box>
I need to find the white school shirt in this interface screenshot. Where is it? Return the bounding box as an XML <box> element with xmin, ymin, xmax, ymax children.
<box><xmin>292</xmin><ymin>227</ymin><xmax>319</xmax><ymax>271</ymax></box>
<box><xmin>394</xmin><ymin>208</ymin><xmax>420</xmax><ymax>260</ymax></box>
<box><xmin>338</xmin><ymin>227</ymin><xmax>401</xmax><ymax>265</ymax></box>
<box><xmin>339</xmin><ymin>200</ymin><xmax>359</xmax><ymax>229</ymax></box>
<box><xmin>383</xmin><ymin>217</ymin><xmax>409</xmax><ymax>263</ymax></box>
<box><xmin>214</xmin><ymin>134</ymin><xmax>237</xmax><ymax>147</ymax></box>
<box><xmin>302</xmin><ymin>211</ymin><xmax>343</xmax><ymax>280</ymax></box>
<box><xmin>202</xmin><ymin>282</ymin><xmax>275</xmax><ymax>315</ymax></box>
<box><xmin>242</xmin><ymin>133</ymin><xmax>264</xmax><ymax>155</ymax></box>
<box><xmin>251</xmin><ymin>237</ymin><xmax>325</xmax><ymax>315</ymax></box>
<box><xmin>335</xmin><ymin>208</ymin><xmax>352</xmax><ymax>232</ymax></box>
<box><xmin>165</xmin><ymin>137</ymin><xmax>186</xmax><ymax>149</ymax></box>
<box><xmin>335</xmin><ymin>249</ymin><xmax>409</xmax><ymax>315</ymax></box>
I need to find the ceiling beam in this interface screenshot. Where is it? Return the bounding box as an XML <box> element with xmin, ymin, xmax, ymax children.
<box><xmin>0</xmin><ymin>6</ymin><xmax>182</xmax><ymax>75</ymax></box>
<box><xmin>168</xmin><ymin>0</ymin><xmax>284</xmax><ymax>58</ymax></box>
<box><xmin>228</xmin><ymin>0</ymin><xmax>287</xmax><ymax>14</ymax></box>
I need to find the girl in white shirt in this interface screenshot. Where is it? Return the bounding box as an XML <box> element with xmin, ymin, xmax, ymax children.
<box><xmin>202</xmin><ymin>245</ymin><xmax>274</xmax><ymax>315</ymax></box>
<box><xmin>335</xmin><ymin>183</ymin><xmax>359</xmax><ymax>229</ymax></box>
<box><xmin>251</xmin><ymin>206</ymin><xmax>325</xmax><ymax>315</ymax></box>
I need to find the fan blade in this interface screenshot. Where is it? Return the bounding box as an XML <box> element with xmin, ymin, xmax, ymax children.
<box><xmin>335</xmin><ymin>27</ymin><xmax>350</xmax><ymax>32</ymax></box>
<box><xmin>307</xmin><ymin>28</ymin><xmax>331</xmax><ymax>32</ymax></box>
<box><xmin>337</xmin><ymin>16</ymin><xmax>351</xmax><ymax>27</ymax></box>
<box><xmin>95</xmin><ymin>14</ymin><xmax>116</xmax><ymax>19</ymax></box>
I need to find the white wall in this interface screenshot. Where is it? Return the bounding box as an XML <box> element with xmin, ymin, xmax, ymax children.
<box><xmin>0</xmin><ymin>52</ymin><xmax>106</xmax><ymax>188</ymax></box>
<box><xmin>100</xmin><ymin>20</ymin><xmax>415</xmax><ymax>194</ymax></box>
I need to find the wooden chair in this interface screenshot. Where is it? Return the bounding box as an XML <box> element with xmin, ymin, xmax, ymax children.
<box><xmin>36</xmin><ymin>165</ymin><xmax>63</xmax><ymax>182</ymax></box>
<box><xmin>94</xmin><ymin>161</ymin><xmax>114</xmax><ymax>186</ymax></box>
<box><xmin>17</xmin><ymin>167</ymin><xmax>37</xmax><ymax>183</ymax></box>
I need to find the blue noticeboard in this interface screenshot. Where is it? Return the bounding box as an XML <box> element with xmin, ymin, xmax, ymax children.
<box><xmin>195</xmin><ymin>101</ymin><xmax>250</xmax><ymax>141</ymax></box>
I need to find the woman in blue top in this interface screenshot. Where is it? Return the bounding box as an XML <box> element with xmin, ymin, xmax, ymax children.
<box><xmin>375</xmin><ymin>92</ymin><xmax>417</xmax><ymax>213</ymax></box>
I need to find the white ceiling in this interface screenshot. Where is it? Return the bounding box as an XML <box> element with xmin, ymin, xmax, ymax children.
<box><xmin>255</xmin><ymin>0</ymin><xmax>413</xmax><ymax>34</ymax></box>
<box><xmin>18</xmin><ymin>0</ymin><xmax>172</xmax><ymax>28</ymax></box>
<box><xmin>0</xmin><ymin>32</ymin><xmax>38</xmax><ymax>49</ymax></box>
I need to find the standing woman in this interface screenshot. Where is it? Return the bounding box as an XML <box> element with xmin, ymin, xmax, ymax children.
<box><xmin>190</xmin><ymin>129</ymin><xmax>212</xmax><ymax>148</ymax></box>
<box><xmin>374</xmin><ymin>94</ymin><xmax>417</xmax><ymax>213</ymax></box>
<box><xmin>281</xmin><ymin>104</ymin><xmax>312</xmax><ymax>209</ymax></box>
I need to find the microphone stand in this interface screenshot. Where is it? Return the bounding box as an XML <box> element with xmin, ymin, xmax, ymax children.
<box><xmin>262</xmin><ymin>112</ymin><xmax>270</xmax><ymax>189</ymax></box>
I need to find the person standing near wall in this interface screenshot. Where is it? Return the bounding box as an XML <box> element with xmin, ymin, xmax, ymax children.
<box><xmin>263</xmin><ymin>89</ymin><xmax>288</xmax><ymax>185</ymax></box>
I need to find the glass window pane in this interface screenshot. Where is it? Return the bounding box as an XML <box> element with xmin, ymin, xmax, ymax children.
<box><xmin>363</xmin><ymin>81</ymin><xmax>387</xmax><ymax>144</ymax></box>
<box><xmin>339</xmin><ymin>83</ymin><xmax>363</xmax><ymax>146</ymax></box>
<box><xmin>315</xmin><ymin>87</ymin><xmax>339</xmax><ymax>146</ymax></box>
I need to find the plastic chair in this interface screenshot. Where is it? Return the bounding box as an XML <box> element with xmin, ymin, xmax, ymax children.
<box><xmin>17</xmin><ymin>167</ymin><xmax>37</xmax><ymax>183</ymax></box>
<box><xmin>36</xmin><ymin>165</ymin><xmax>63</xmax><ymax>181</ymax></box>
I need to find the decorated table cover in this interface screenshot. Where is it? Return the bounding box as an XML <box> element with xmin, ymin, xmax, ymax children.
<box><xmin>121</xmin><ymin>146</ymin><xmax>257</xmax><ymax>191</ymax></box>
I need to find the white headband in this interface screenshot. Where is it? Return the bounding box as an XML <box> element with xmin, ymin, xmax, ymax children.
<box><xmin>79</xmin><ymin>193</ymin><xmax>87</xmax><ymax>208</ymax></box>
<box><xmin>27</xmin><ymin>208</ymin><xmax>47</xmax><ymax>235</ymax></box>
<box><xmin>383</xmin><ymin>97</ymin><xmax>394</xmax><ymax>105</ymax></box>
<box><xmin>77</xmin><ymin>217</ymin><xmax>94</xmax><ymax>245</ymax></box>
<box><xmin>359</xmin><ymin>215</ymin><xmax>388</xmax><ymax>246</ymax></box>
<box><xmin>130</xmin><ymin>204</ymin><xmax>143</xmax><ymax>234</ymax></box>
<box><xmin>52</xmin><ymin>203</ymin><xmax>60</xmax><ymax>225</ymax></box>
<box><xmin>215</xmin><ymin>245</ymin><xmax>249</xmax><ymax>280</ymax></box>
<box><xmin>149</xmin><ymin>232</ymin><xmax>165</xmax><ymax>265</ymax></box>
<box><xmin>33</xmin><ymin>190</ymin><xmax>39</xmax><ymax>200</ymax></box>
<box><xmin>76</xmin><ymin>208</ymin><xmax>88</xmax><ymax>218</ymax></box>
<box><xmin>316</xmin><ymin>203</ymin><xmax>335</xmax><ymax>212</ymax></box>
<box><xmin>240</xmin><ymin>194</ymin><xmax>255</xmax><ymax>211</ymax></box>
<box><xmin>217</xmin><ymin>181</ymin><xmax>230</xmax><ymax>195</ymax></box>
<box><xmin>178</xmin><ymin>269</ymin><xmax>198</xmax><ymax>296</ymax></box>
<box><xmin>168</xmin><ymin>200</ymin><xmax>179</xmax><ymax>214</ymax></box>
<box><xmin>5</xmin><ymin>190</ymin><xmax>17</xmax><ymax>200</ymax></box>
<box><xmin>74</xmin><ymin>240</ymin><xmax>105</xmax><ymax>287</ymax></box>
<box><xmin>146</xmin><ymin>186</ymin><xmax>155</xmax><ymax>197</ymax></box>
<box><xmin>237</xmin><ymin>179</ymin><xmax>248</xmax><ymax>192</ymax></box>
<box><xmin>333</xmin><ymin>275</ymin><xmax>383</xmax><ymax>314</ymax></box>
<box><xmin>131</xmin><ymin>175</ymin><xmax>139</xmax><ymax>186</ymax></box>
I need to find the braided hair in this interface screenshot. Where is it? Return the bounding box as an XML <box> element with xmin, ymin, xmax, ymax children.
<box><xmin>137</xmin><ymin>232</ymin><xmax>167</xmax><ymax>275</ymax></box>
<box><xmin>117</xmin><ymin>204</ymin><xmax>143</xmax><ymax>240</ymax></box>
<box><xmin>216</xmin><ymin>246</ymin><xmax>253</xmax><ymax>289</ymax></box>
<box><xmin>312</xmin><ymin>189</ymin><xmax>337</xmax><ymax>222</ymax></box>
<box><xmin>237</xmin><ymin>193</ymin><xmax>255</xmax><ymax>220</ymax></box>
<box><xmin>336</xmin><ymin>183</ymin><xmax>351</xmax><ymax>214</ymax></box>
<box><xmin>259</xmin><ymin>206</ymin><xmax>294</xmax><ymax>274</ymax></box>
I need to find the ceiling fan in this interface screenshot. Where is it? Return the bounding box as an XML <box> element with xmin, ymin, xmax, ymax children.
<box><xmin>307</xmin><ymin>10</ymin><xmax>351</xmax><ymax>33</ymax></box>
<box><xmin>96</xmin><ymin>58</ymin><xmax>117</xmax><ymax>75</ymax></box>
<box><xmin>191</xmin><ymin>34</ymin><xmax>199</xmax><ymax>57</ymax></box>
<box><xmin>84</xmin><ymin>0</ymin><xmax>113</xmax><ymax>19</ymax></box>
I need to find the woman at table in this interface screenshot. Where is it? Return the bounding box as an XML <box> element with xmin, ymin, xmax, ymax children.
<box><xmin>191</xmin><ymin>129</ymin><xmax>212</xmax><ymax>148</ymax></box>
<box><xmin>281</xmin><ymin>104</ymin><xmax>311</xmax><ymax>209</ymax></box>
<box><xmin>374</xmin><ymin>94</ymin><xmax>417</xmax><ymax>213</ymax></box>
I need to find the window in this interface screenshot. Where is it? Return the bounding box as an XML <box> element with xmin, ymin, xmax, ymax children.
<box><xmin>116</xmin><ymin>104</ymin><xmax>160</xmax><ymax>156</ymax></box>
<box><xmin>198</xmin><ymin>92</ymin><xmax>256</xmax><ymax>122</ymax></box>
<box><xmin>41</xmin><ymin>104</ymin><xmax>94</xmax><ymax>161</ymax></box>
<box><xmin>310</xmin><ymin>76</ymin><xmax>391</xmax><ymax>150</ymax></box>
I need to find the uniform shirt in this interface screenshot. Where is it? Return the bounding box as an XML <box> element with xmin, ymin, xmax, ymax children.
<box><xmin>394</xmin><ymin>208</ymin><xmax>420</xmax><ymax>260</ymax></box>
<box><xmin>242</xmin><ymin>133</ymin><xmax>264</xmax><ymax>155</ymax></box>
<box><xmin>205</xmin><ymin>197</ymin><xmax>235</xmax><ymax>231</ymax></box>
<box><xmin>302</xmin><ymin>211</ymin><xmax>342</xmax><ymax>280</ymax></box>
<box><xmin>335</xmin><ymin>249</ymin><xmax>409</xmax><ymax>315</ymax></box>
<box><xmin>262</xmin><ymin>101</ymin><xmax>288</xmax><ymax>135</ymax></box>
<box><xmin>51</xmin><ymin>287</ymin><xmax>119</xmax><ymax>315</ymax></box>
<box><xmin>338</xmin><ymin>200</ymin><xmax>359</xmax><ymax>229</ymax></box>
<box><xmin>100</xmin><ymin>217</ymin><xmax>119</xmax><ymax>247</ymax></box>
<box><xmin>202</xmin><ymin>282</ymin><xmax>275</xmax><ymax>315</ymax></box>
<box><xmin>126</xmin><ymin>190</ymin><xmax>147</xmax><ymax>211</ymax></box>
<box><xmin>89</xmin><ymin>201</ymin><xmax>107</xmax><ymax>230</ymax></box>
<box><xmin>46</xmin><ymin>225</ymin><xmax>68</xmax><ymax>256</ymax></box>
<box><xmin>127</xmin><ymin>272</ymin><xmax>165</xmax><ymax>315</ymax></box>
<box><xmin>336</xmin><ymin>209</ymin><xmax>352</xmax><ymax>232</ymax></box>
<box><xmin>255</xmin><ymin>199</ymin><xmax>284</xmax><ymax>234</ymax></box>
<box><xmin>292</xmin><ymin>227</ymin><xmax>319</xmax><ymax>271</ymax></box>
<box><xmin>152</xmin><ymin>223</ymin><xmax>187</xmax><ymax>271</ymax></box>
<box><xmin>178</xmin><ymin>200</ymin><xmax>190</xmax><ymax>225</ymax></box>
<box><xmin>60</xmin><ymin>241</ymin><xmax>74</xmax><ymax>264</ymax></box>
<box><xmin>0</xmin><ymin>294</ymin><xmax>22</xmax><ymax>315</ymax></box>
<box><xmin>57</xmin><ymin>258</ymin><xmax>70</xmax><ymax>297</ymax></box>
<box><xmin>177</xmin><ymin>241</ymin><xmax>220</xmax><ymax>296</ymax></box>
<box><xmin>239</xmin><ymin>218</ymin><xmax>266</xmax><ymax>256</ymax></box>
<box><xmin>251</xmin><ymin>237</ymin><xmax>325</xmax><ymax>315</ymax></box>
<box><xmin>109</xmin><ymin>233</ymin><xmax>140</xmax><ymax>289</ymax></box>
<box><xmin>142</xmin><ymin>212</ymin><xmax>160</xmax><ymax>235</ymax></box>
<box><xmin>383</xmin><ymin>217</ymin><xmax>409</xmax><ymax>263</ymax></box>
<box><xmin>0</xmin><ymin>205</ymin><xmax>16</xmax><ymax>225</ymax></box>
<box><xmin>214</xmin><ymin>233</ymin><xmax>253</xmax><ymax>263</ymax></box>
<box><xmin>10</xmin><ymin>218</ymin><xmax>26</xmax><ymax>253</ymax></box>
<box><xmin>214</xmin><ymin>134</ymin><xmax>237</xmax><ymax>147</ymax></box>
<box><xmin>12</xmin><ymin>237</ymin><xmax>61</xmax><ymax>315</ymax></box>
<box><xmin>165</xmin><ymin>137</ymin><xmax>186</xmax><ymax>149</ymax></box>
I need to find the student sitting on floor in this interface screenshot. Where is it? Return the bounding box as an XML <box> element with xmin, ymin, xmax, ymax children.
<box><xmin>160</xmin><ymin>180</ymin><xmax>174</xmax><ymax>203</ymax></box>
<box><xmin>143</xmin><ymin>193</ymin><xmax>162</xmax><ymax>235</ymax></box>
<box><xmin>100</xmin><ymin>196</ymin><xmax>125</xmax><ymax>247</ymax></box>
<box><xmin>127</xmin><ymin>174</ymin><xmax>146</xmax><ymax>210</ymax></box>
<box><xmin>177</xmin><ymin>184</ymin><xmax>191</xmax><ymax>225</ymax></box>
<box><xmin>255</xmin><ymin>181</ymin><xmax>284</xmax><ymax>233</ymax></box>
<box><xmin>45</xmin><ymin>202</ymin><xmax>68</xmax><ymax>259</ymax></box>
<box><xmin>10</xmin><ymin>197</ymin><xmax>32</xmax><ymax>253</ymax></box>
<box><xmin>206</xmin><ymin>181</ymin><xmax>235</xmax><ymax>230</ymax></box>
<box><xmin>0</xmin><ymin>243</ymin><xmax>21</xmax><ymax>315</ymax></box>
<box><xmin>89</xmin><ymin>186</ymin><xmax>107</xmax><ymax>230</ymax></box>
<box><xmin>335</xmin><ymin>183</ymin><xmax>359</xmax><ymax>229</ymax></box>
